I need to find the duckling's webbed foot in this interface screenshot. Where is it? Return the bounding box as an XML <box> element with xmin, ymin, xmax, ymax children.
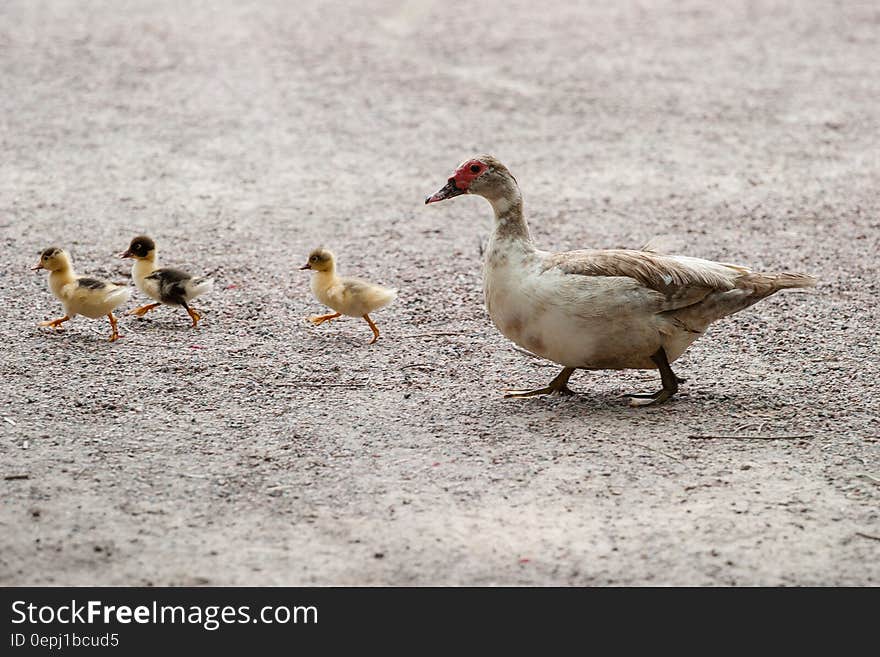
<box><xmin>39</xmin><ymin>315</ymin><xmax>71</xmax><ymax>330</ymax></box>
<box><xmin>127</xmin><ymin>303</ymin><xmax>161</xmax><ymax>318</ymax></box>
<box><xmin>363</xmin><ymin>314</ymin><xmax>380</xmax><ymax>345</ymax></box>
<box><xmin>504</xmin><ymin>367</ymin><xmax>576</xmax><ymax>399</ymax></box>
<box><xmin>308</xmin><ymin>312</ymin><xmax>341</xmax><ymax>326</ymax></box>
<box><xmin>182</xmin><ymin>303</ymin><xmax>201</xmax><ymax>328</ymax></box>
<box><xmin>624</xmin><ymin>348</ymin><xmax>679</xmax><ymax>407</ymax></box>
<box><xmin>107</xmin><ymin>313</ymin><xmax>121</xmax><ymax>342</ymax></box>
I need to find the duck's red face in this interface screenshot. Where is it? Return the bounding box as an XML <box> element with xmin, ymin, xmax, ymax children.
<box><xmin>425</xmin><ymin>159</ymin><xmax>488</xmax><ymax>204</ymax></box>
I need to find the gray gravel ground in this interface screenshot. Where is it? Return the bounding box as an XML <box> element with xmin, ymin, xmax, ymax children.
<box><xmin>1</xmin><ymin>0</ymin><xmax>878</xmax><ymax>585</ymax></box>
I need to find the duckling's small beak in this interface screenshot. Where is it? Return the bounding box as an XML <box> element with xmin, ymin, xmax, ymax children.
<box><xmin>299</xmin><ymin>263</ymin><xmax>311</xmax><ymax>270</ymax></box>
<box><xmin>118</xmin><ymin>249</ymin><xmax>134</xmax><ymax>259</ymax></box>
<box><xmin>31</xmin><ymin>262</ymin><xmax>44</xmax><ymax>271</ymax></box>
<box><xmin>425</xmin><ymin>178</ymin><xmax>466</xmax><ymax>204</ymax></box>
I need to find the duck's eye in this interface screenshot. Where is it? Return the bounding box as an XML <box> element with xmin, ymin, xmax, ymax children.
<box><xmin>310</xmin><ymin>256</ymin><xmax>317</xmax><ymax>262</ymax></box>
<box><xmin>470</xmin><ymin>165</ymin><xmax>481</xmax><ymax>174</ymax></box>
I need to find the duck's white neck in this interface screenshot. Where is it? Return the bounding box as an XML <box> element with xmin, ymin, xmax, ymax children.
<box><xmin>132</xmin><ymin>254</ymin><xmax>158</xmax><ymax>282</ymax></box>
<box><xmin>486</xmin><ymin>183</ymin><xmax>533</xmax><ymax>248</ymax></box>
<box><xmin>311</xmin><ymin>267</ymin><xmax>338</xmax><ymax>291</ymax></box>
<box><xmin>48</xmin><ymin>263</ymin><xmax>75</xmax><ymax>299</ymax></box>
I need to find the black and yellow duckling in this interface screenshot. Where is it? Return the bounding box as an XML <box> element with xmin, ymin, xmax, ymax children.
<box><xmin>119</xmin><ymin>235</ymin><xmax>214</xmax><ymax>328</ymax></box>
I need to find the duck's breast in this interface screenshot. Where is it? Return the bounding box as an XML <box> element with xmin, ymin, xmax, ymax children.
<box><xmin>132</xmin><ymin>259</ymin><xmax>162</xmax><ymax>301</ymax></box>
<box><xmin>484</xmin><ymin>250</ymin><xmax>671</xmax><ymax>369</ymax></box>
<box><xmin>139</xmin><ymin>276</ymin><xmax>164</xmax><ymax>302</ymax></box>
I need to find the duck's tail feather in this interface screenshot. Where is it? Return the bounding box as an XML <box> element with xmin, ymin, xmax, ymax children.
<box><xmin>371</xmin><ymin>287</ymin><xmax>397</xmax><ymax>310</ymax></box>
<box><xmin>667</xmin><ymin>270</ymin><xmax>816</xmax><ymax>332</ymax></box>
<box><xmin>738</xmin><ymin>271</ymin><xmax>818</xmax><ymax>295</ymax></box>
<box><xmin>189</xmin><ymin>276</ymin><xmax>214</xmax><ymax>299</ymax></box>
<box><xmin>108</xmin><ymin>286</ymin><xmax>133</xmax><ymax>307</ymax></box>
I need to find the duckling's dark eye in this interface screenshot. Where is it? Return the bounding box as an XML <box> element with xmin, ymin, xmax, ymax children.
<box><xmin>310</xmin><ymin>255</ymin><xmax>318</xmax><ymax>262</ymax></box>
<box><xmin>470</xmin><ymin>165</ymin><xmax>481</xmax><ymax>173</ymax></box>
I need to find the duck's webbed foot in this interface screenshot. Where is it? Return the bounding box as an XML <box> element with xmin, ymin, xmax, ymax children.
<box><xmin>505</xmin><ymin>367</ymin><xmax>576</xmax><ymax>399</ymax></box>
<box><xmin>127</xmin><ymin>303</ymin><xmax>161</xmax><ymax>318</ymax></box>
<box><xmin>623</xmin><ymin>348</ymin><xmax>679</xmax><ymax>407</ymax></box>
<box><xmin>39</xmin><ymin>315</ymin><xmax>71</xmax><ymax>330</ymax></box>
<box><xmin>308</xmin><ymin>312</ymin><xmax>341</xmax><ymax>326</ymax></box>
<box><xmin>182</xmin><ymin>303</ymin><xmax>202</xmax><ymax>328</ymax></box>
<box><xmin>623</xmin><ymin>389</ymin><xmax>675</xmax><ymax>406</ymax></box>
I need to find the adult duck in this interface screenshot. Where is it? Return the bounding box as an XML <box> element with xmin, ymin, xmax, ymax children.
<box><xmin>425</xmin><ymin>155</ymin><xmax>816</xmax><ymax>405</ymax></box>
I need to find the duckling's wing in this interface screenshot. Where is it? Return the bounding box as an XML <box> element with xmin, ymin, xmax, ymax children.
<box><xmin>338</xmin><ymin>277</ymin><xmax>397</xmax><ymax>313</ymax></box>
<box><xmin>76</xmin><ymin>277</ymin><xmax>110</xmax><ymax>290</ymax></box>
<box><xmin>145</xmin><ymin>267</ymin><xmax>193</xmax><ymax>305</ymax></box>
<box><xmin>67</xmin><ymin>277</ymin><xmax>130</xmax><ymax>316</ymax></box>
<box><xmin>340</xmin><ymin>278</ymin><xmax>370</xmax><ymax>296</ymax></box>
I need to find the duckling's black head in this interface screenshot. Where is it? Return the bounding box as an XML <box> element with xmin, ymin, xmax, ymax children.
<box><xmin>119</xmin><ymin>235</ymin><xmax>156</xmax><ymax>260</ymax></box>
<box><xmin>299</xmin><ymin>248</ymin><xmax>335</xmax><ymax>272</ymax></box>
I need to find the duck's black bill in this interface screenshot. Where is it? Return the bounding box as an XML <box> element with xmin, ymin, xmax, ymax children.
<box><xmin>425</xmin><ymin>179</ymin><xmax>465</xmax><ymax>204</ymax></box>
<box><xmin>118</xmin><ymin>250</ymin><xmax>134</xmax><ymax>259</ymax></box>
<box><xmin>299</xmin><ymin>264</ymin><xmax>311</xmax><ymax>270</ymax></box>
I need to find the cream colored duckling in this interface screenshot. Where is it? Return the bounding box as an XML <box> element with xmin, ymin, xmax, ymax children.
<box><xmin>33</xmin><ymin>247</ymin><xmax>131</xmax><ymax>342</ymax></box>
<box><xmin>300</xmin><ymin>248</ymin><xmax>397</xmax><ymax>344</ymax></box>
<box><xmin>118</xmin><ymin>235</ymin><xmax>214</xmax><ymax>328</ymax></box>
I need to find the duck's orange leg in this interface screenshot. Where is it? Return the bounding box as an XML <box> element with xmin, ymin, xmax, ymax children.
<box><xmin>308</xmin><ymin>312</ymin><xmax>341</xmax><ymax>326</ymax></box>
<box><xmin>127</xmin><ymin>302</ymin><xmax>161</xmax><ymax>317</ymax></box>
<box><xmin>183</xmin><ymin>304</ymin><xmax>201</xmax><ymax>328</ymax></box>
<box><xmin>363</xmin><ymin>314</ymin><xmax>380</xmax><ymax>345</ymax></box>
<box><xmin>38</xmin><ymin>315</ymin><xmax>71</xmax><ymax>330</ymax></box>
<box><xmin>107</xmin><ymin>313</ymin><xmax>121</xmax><ymax>342</ymax></box>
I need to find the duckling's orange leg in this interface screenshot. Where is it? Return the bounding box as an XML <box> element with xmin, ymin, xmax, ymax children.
<box><xmin>107</xmin><ymin>313</ymin><xmax>121</xmax><ymax>342</ymax></box>
<box><xmin>505</xmin><ymin>367</ymin><xmax>576</xmax><ymax>398</ymax></box>
<box><xmin>308</xmin><ymin>312</ymin><xmax>341</xmax><ymax>326</ymax></box>
<box><xmin>363</xmin><ymin>314</ymin><xmax>380</xmax><ymax>345</ymax></box>
<box><xmin>127</xmin><ymin>303</ymin><xmax>161</xmax><ymax>317</ymax></box>
<box><xmin>182</xmin><ymin>303</ymin><xmax>201</xmax><ymax>328</ymax></box>
<box><xmin>39</xmin><ymin>315</ymin><xmax>71</xmax><ymax>330</ymax></box>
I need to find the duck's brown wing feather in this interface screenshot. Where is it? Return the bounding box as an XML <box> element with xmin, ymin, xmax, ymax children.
<box><xmin>542</xmin><ymin>249</ymin><xmax>746</xmax><ymax>294</ymax></box>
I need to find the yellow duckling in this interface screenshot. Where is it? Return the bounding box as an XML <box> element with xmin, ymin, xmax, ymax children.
<box><xmin>300</xmin><ymin>248</ymin><xmax>397</xmax><ymax>344</ymax></box>
<box><xmin>33</xmin><ymin>247</ymin><xmax>132</xmax><ymax>342</ymax></box>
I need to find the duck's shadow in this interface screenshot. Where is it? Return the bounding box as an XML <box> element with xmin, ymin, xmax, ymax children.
<box><xmin>482</xmin><ymin>386</ymin><xmax>788</xmax><ymax>422</ymax></box>
<box><xmin>32</xmin><ymin>326</ymin><xmax>121</xmax><ymax>349</ymax></box>
<box><xmin>120</xmin><ymin>316</ymin><xmax>201</xmax><ymax>332</ymax></box>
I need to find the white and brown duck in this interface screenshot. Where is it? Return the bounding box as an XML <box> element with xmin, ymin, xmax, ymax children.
<box><xmin>33</xmin><ymin>247</ymin><xmax>132</xmax><ymax>342</ymax></box>
<box><xmin>119</xmin><ymin>235</ymin><xmax>214</xmax><ymax>328</ymax></box>
<box><xmin>426</xmin><ymin>155</ymin><xmax>816</xmax><ymax>405</ymax></box>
